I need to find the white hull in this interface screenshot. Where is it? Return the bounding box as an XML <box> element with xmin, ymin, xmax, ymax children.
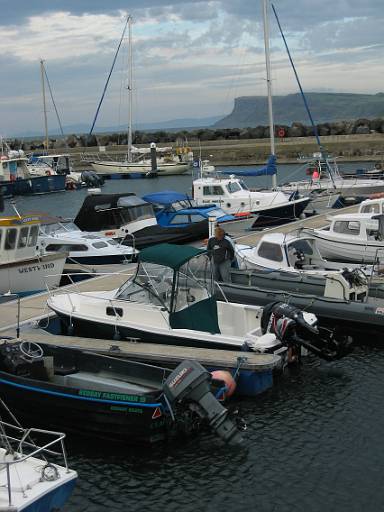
<box><xmin>0</xmin><ymin>253</ymin><xmax>66</xmax><ymax>295</ymax></box>
<box><xmin>311</xmin><ymin>232</ymin><xmax>384</xmax><ymax>264</ymax></box>
<box><xmin>90</xmin><ymin>161</ymin><xmax>189</xmax><ymax>176</ymax></box>
<box><xmin>281</xmin><ymin>178</ymin><xmax>384</xmax><ymax>198</ymax></box>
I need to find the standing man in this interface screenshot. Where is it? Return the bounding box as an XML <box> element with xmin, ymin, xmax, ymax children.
<box><xmin>207</xmin><ymin>226</ymin><xmax>235</xmax><ymax>282</ymax></box>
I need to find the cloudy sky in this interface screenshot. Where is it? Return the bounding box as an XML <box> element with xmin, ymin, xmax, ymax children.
<box><xmin>0</xmin><ymin>0</ymin><xmax>382</xmax><ymax>136</ymax></box>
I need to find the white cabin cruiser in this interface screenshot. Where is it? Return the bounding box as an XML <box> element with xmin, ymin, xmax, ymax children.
<box><xmin>39</xmin><ymin>218</ymin><xmax>138</xmax><ymax>265</ymax></box>
<box><xmin>309</xmin><ymin>212</ymin><xmax>384</xmax><ymax>264</ymax></box>
<box><xmin>0</xmin><ymin>214</ymin><xmax>66</xmax><ymax>296</ymax></box>
<box><xmin>234</xmin><ymin>232</ymin><xmax>372</xmax><ymax>276</ymax></box>
<box><xmin>192</xmin><ymin>174</ymin><xmax>310</xmax><ymax>229</ymax></box>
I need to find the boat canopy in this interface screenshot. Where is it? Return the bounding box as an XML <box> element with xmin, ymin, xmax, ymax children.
<box><xmin>139</xmin><ymin>243</ymin><xmax>205</xmax><ymax>270</ymax></box>
<box><xmin>142</xmin><ymin>191</ymin><xmax>190</xmax><ymax>205</ymax></box>
<box><xmin>221</xmin><ymin>154</ymin><xmax>277</xmax><ymax>177</ymax></box>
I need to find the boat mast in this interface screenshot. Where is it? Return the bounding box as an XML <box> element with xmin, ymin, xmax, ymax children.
<box><xmin>127</xmin><ymin>15</ymin><xmax>133</xmax><ymax>163</ymax></box>
<box><xmin>261</xmin><ymin>0</ymin><xmax>277</xmax><ymax>189</ymax></box>
<box><xmin>40</xmin><ymin>59</ymin><xmax>49</xmax><ymax>152</ymax></box>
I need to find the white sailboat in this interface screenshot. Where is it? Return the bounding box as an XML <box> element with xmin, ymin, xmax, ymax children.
<box><xmin>89</xmin><ymin>16</ymin><xmax>190</xmax><ymax>177</ymax></box>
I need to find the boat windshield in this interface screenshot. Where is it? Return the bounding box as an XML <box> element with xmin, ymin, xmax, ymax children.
<box><xmin>173</xmin><ymin>253</ymin><xmax>212</xmax><ymax>313</ymax></box>
<box><xmin>116</xmin><ymin>263</ymin><xmax>174</xmax><ymax>310</ymax></box>
<box><xmin>226</xmin><ymin>182</ymin><xmax>241</xmax><ymax>194</ymax></box>
<box><xmin>40</xmin><ymin>221</ymin><xmax>79</xmax><ymax>235</ymax></box>
<box><xmin>288</xmin><ymin>239</ymin><xmax>314</xmax><ymax>256</ymax></box>
<box><xmin>239</xmin><ymin>180</ymin><xmax>249</xmax><ymax>191</ymax></box>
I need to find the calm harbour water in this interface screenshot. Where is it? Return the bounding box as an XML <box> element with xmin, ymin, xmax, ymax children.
<box><xmin>4</xmin><ymin>162</ymin><xmax>384</xmax><ymax>511</ymax></box>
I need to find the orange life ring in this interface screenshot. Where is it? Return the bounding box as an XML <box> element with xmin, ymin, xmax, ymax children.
<box><xmin>278</xmin><ymin>128</ymin><xmax>285</xmax><ymax>138</ymax></box>
<box><xmin>45</xmin><ymin>170</ymin><xmax>52</xmax><ymax>176</ymax></box>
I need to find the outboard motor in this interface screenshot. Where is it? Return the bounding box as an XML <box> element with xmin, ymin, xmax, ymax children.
<box><xmin>163</xmin><ymin>360</ymin><xmax>243</xmax><ymax>444</ymax></box>
<box><xmin>261</xmin><ymin>302</ymin><xmax>352</xmax><ymax>361</ymax></box>
<box><xmin>81</xmin><ymin>170</ymin><xmax>104</xmax><ymax>187</ymax></box>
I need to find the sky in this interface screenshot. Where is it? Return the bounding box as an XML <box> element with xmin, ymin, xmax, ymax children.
<box><xmin>0</xmin><ymin>0</ymin><xmax>383</xmax><ymax>136</ymax></box>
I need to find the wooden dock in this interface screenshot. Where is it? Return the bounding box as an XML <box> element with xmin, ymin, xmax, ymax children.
<box><xmin>3</xmin><ymin>329</ymin><xmax>280</xmax><ymax>372</ymax></box>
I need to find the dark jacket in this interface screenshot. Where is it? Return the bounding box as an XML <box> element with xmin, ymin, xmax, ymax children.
<box><xmin>207</xmin><ymin>236</ymin><xmax>235</xmax><ymax>264</ymax></box>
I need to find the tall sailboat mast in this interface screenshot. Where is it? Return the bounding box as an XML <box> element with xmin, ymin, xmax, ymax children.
<box><xmin>40</xmin><ymin>59</ymin><xmax>49</xmax><ymax>152</ymax></box>
<box><xmin>127</xmin><ymin>15</ymin><xmax>133</xmax><ymax>163</ymax></box>
<box><xmin>261</xmin><ymin>0</ymin><xmax>277</xmax><ymax>189</ymax></box>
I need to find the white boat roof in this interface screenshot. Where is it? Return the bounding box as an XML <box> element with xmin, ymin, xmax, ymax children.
<box><xmin>33</xmin><ymin>154</ymin><xmax>70</xmax><ymax>159</ymax></box>
<box><xmin>330</xmin><ymin>212</ymin><xmax>382</xmax><ymax>222</ymax></box>
<box><xmin>258</xmin><ymin>232</ymin><xmax>310</xmax><ymax>245</ymax></box>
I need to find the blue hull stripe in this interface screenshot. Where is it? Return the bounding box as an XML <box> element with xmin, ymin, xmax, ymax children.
<box><xmin>0</xmin><ymin>377</ymin><xmax>162</xmax><ymax>408</ymax></box>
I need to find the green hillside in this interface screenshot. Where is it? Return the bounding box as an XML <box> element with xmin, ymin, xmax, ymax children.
<box><xmin>214</xmin><ymin>92</ymin><xmax>384</xmax><ymax>128</ymax></box>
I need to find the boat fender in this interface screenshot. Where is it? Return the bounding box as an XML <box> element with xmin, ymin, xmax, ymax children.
<box><xmin>211</xmin><ymin>370</ymin><xmax>236</xmax><ymax>400</ymax></box>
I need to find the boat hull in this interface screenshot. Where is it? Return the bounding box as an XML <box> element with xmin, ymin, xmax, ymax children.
<box><xmin>0</xmin><ymin>370</ymin><xmax>167</xmax><ymax>445</ymax></box>
<box><xmin>90</xmin><ymin>161</ymin><xmax>189</xmax><ymax>176</ymax></box>
<box><xmin>311</xmin><ymin>232</ymin><xmax>383</xmax><ymax>264</ymax></box>
<box><xmin>251</xmin><ymin>197</ymin><xmax>310</xmax><ymax>228</ymax></box>
<box><xmin>0</xmin><ymin>253</ymin><xmax>66</xmax><ymax>296</ymax></box>
<box><xmin>281</xmin><ymin>180</ymin><xmax>384</xmax><ymax>199</ymax></box>
<box><xmin>0</xmin><ymin>175</ymin><xmax>66</xmax><ymax>196</ymax></box>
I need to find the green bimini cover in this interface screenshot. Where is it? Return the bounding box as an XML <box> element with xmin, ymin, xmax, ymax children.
<box><xmin>139</xmin><ymin>243</ymin><xmax>206</xmax><ymax>270</ymax></box>
<box><xmin>169</xmin><ymin>296</ymin><xmax>220</xmax><ymax>334</ymax></box>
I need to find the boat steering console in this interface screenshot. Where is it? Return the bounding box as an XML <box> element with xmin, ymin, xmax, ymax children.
<box><xmin>0</xmin><ymin>340</ymin><xmax>45</xmax><ymax>376</ymax></box>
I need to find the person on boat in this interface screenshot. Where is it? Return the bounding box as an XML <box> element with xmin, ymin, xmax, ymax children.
<box><xmin>207</xmin><ymin>226</ymin><xmax>235</xmax><ymax>282</ymax></box>
<box><xmin>312</xmin><ymin>169</ymin><xmax>320</xmax><ymax>181</ymax></box>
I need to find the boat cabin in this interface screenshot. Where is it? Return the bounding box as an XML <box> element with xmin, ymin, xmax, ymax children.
<box><xmin>0</xmin><ymin>215</ymin><xmax>41</xmax><ymax>264</ymax></box>
<box><xmin>358</xmin><ymin>197</ymin><xmax>384</xmax><ymax>215</ymax></box>
<box><xmin>325</xmin><ymin>213</ymin><xmax>384</xmax><ymax>242</ymax></box>
<box><xmin>74</xmin><ymin>193</ymin><xmax>157</xmax><ymax>239</ymax></box>
<box><xmin>142</xmin><ymin>190</ymin><xmax>234</xmax><ymax>227</ymax></box>
<box><xmin>238</xmin><ymin>232</ymin><xmax>328</xmax><ymax>271</ymax></box>
<box><xmin>0</xmin><ymin>152</ymin><xmax>29</xmax><ymax>182</ymax></box>
<box><xmin>28</xmin><ymin>154</ymin><xmax>72</xmax><ymax>175</ymax></box>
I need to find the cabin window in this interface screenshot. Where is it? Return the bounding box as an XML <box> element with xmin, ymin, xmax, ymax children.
<box><xmin>361</xmin><ymin>203</ymin><xmax>380</xmax><ymax>214</ymax></box>
<box><xmin>119</xmin><ymin>204</ymin><xmax>154</xmax><ymax>224</ymax></box>
<box><xmin>92</xmin><ymin>241</ymin><xmax>108</xmax><ymax>249</ymax></box>
<box><xmin>239</xmin><ymin>180</ymin><xmax>249</xmax><ymax>191</ymax></box>
<box><xmin>4</xmin><ymin>228</ymin><xmax>17</xmax><ymax>250</ymax></box>
<box><xmin>226</xmin><ymin>182</ymin><xmax>241</xmax><ymax>194</ymax></box>
<box><xmin>189</xmin><ymin>214</ymin><xmax>205</xmax><ymax>223</ymax></box>
<box><xmin>46</xmin><ymin>244</ymin><xmax>88</xmax><ymax>252</ymax></box>
<box><xmin>333</xmin><ymin>221</ymin><xmax>360</xmax><ymax>235</ymax></box>
<box><xmin>17</xmin><ymin>226</ymin><xmax>29</xmax><ymax>248</ymax></box>
<box><xmin>288</xmin><ymin>239</ymin><xmax>314</xmax><ymax>256</ymax></box>
<box><xmin>170</xmin><ymin>215</ymin><xmax>190</xmax><ymax>224</ymax></box>
<box><xmin>107</xmin><ymin>240</ymin><xmax>118</xmax><ymax>246</ymax></box>
<box><xmin>257</xmin><ymin>242</ymin><xmax>284</xmax><ymax>262</ymax></box>
<box><xmin>203</xmin><ymin>186</ymin><xmax>223</xmax><ymax>196</ymax></box>
<box><xmin>27</xmin><ymin>225</ymin><xmax>39</xmax><ymax>247</ymax></box>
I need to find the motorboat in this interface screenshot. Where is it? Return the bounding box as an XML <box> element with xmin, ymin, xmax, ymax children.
<box><xmin>309</xmin><ymin>212</ymin><xmax>384</xmax><ymax>264</ymax></box>
<box><xmin>192</xmin><ymin>174</ymin><xmax>310</xmax><ymax>229</ymax></box>
<box><xmin>217</xmin><ymin>266</ymin><xmax>384</xmax><ymax>341</ymax></box>
<box><xmin>280</xmin><ymin>153</ymin><xmax>384</xmax><ymax>199</ymax></box>
<box><xmin>234</xmin><ymin>232</ymin><xmax>373</xmax><ymax>275</ymax></box>
<box><xmin>0</xmin><ymin>395</ymin><xmax>77</xmax><ymax>511</ymax></box>
<box><xmin>0</xmin><ymin>149</ymin><xmax>66</xmax><ymax>197</ymax></box>
<box><xmin>142</xmin><ymin>190</ymin><xmax>256</xmax><ymax>234</ymax></box>
<box><xmin>73</xmin><ymin>192</ymin><xmax>213</xmax><ymax>248</ymax></box>
<box><xmin>0</xmin><ymin>214</ymin><xmax>66</xmax><ymax>296</ymax></box>
<box><xmin>39</xmin><ymin>217</ymin><xmax>138</xmax><ymax>265</ymax></box>
<box><xmin>47</xmin><ymin>243</ymin><xmax>350</xmax><ymax>361</ymax></box>
<box><xmin>0</xmin><ymin>339</ymin><xmax>242</xmax><ymax>445</ymax></box>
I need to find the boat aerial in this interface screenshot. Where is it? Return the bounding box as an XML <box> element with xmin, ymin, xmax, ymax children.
<box><xmin>0</xmin><ymin>340</ymin><xmax>242</xmax><ymax>445</ymax></box>
<box><xmin>0</xmin><ymin>394</ymin><xmax>77</xmax><ymax>511</ymax></box>
<box><xmin>47</xmin><ymin>243</ymin><xmax>350</xmax><ymax>361</ymax></box>
<box><xmin>39</xmin><ymin>217</ymin><xmax>138</xmax><ymax>265</ymax></box>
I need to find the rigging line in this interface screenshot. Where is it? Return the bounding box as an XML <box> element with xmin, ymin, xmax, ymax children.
<box><xmin>89</xmin><ymin>15</ymin><xmax>131</xmax><ymax>136</ymax></box>
<box><xmin>42</xmin><ymin>63</ymin><xmax>65</xmax><ymax>137</ymax></box>
<box><xmin>271</xmin><ymin>3</ymin><xmax>336</xmax><ymax>187</ymax></box>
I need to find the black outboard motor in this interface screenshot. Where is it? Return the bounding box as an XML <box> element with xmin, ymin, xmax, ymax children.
<box><xmin>163</xmin><ymin>360</ymin><xmax>243</xmax><ymax>444</ymax></box>
<box><xmin>261</xmin><ymin>302</ymin><xmax>352</xmax><ymax>361</ymax></box>
<box><xmin>81</xmin><ymin>170</ymin><xmax>104</xmax><ymax>187</ymax></box>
